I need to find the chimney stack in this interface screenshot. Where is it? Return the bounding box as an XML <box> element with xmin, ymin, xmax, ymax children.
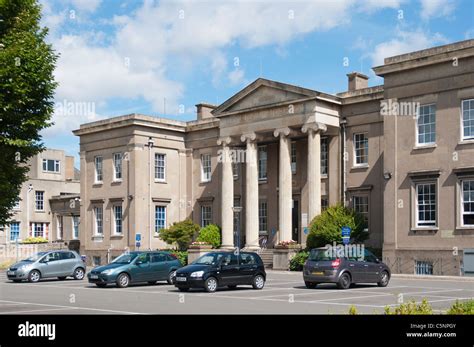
<box><xmin>196</xmin><ymin>103</ymin><xmax>217</xmax><ymax>121</ymax></box>
<box><xmin>347</xmin><ymin>72</ymin><xmax>369</xmax><ymax>91</ymax></box>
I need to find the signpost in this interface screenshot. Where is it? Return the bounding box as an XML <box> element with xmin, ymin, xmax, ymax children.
<box><xmin>135</xmin><ymin>233</ymin><xmax>141</xmax><ymax>250</ymax></box>
<box><xmin>341</xmin><ymin>226</ymin><xmax>351</xmax><ymax>245</ymax></box>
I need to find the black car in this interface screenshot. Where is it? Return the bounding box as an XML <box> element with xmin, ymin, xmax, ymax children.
<box><xmin>303</xmin><ymin>247</ymin><xmax>391</xmax><ymax>289</ymax></box>
<box><xmin>174</xmin><ymin>251</ymin><xmax>266</xmax><ymax>292</ymax></box>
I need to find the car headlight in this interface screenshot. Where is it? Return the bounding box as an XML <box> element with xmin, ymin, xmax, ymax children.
<box><xmin>18</xmin><ymin>264</ymin><xmax>32</xmax><ymax>272</ymax></box>
<box><xmin>190</xmin><ymin>271</ymin><xmax>204</xmax><ymax>278</ymax></box>
<box><xmin>101</xmin><ymin>269</ymin><xmax>114</xmax><ymax>275</ymax></box>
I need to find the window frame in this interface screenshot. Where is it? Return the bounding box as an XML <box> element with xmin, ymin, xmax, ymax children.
<box><xmin>155</xmin><ymin>205</ymin><xmax>167</xmax><ymax>234</ymax></box>
<box><xmin>352</xmin><ymin>195</ymin><xmax>369</xmax><ymax>232</ymax></box>
<box><xmin>35</xmin><ymin>191</ymin><xmax>44</xmax><ymax>211</ymax></box>
<box><xmin>113</xmin><ymin>204</ymin><xmax>123</xmax><ymax>235</ymax></box>
<box><xmin>113</xmin><ymin>152</ymin><xmax>123</xmax><ymax>181</ymax></box>
<box><xmin>461</xmin><ymin>99</ymin><xmax>474</xmax><ymax>141</ymax></box>
<box><xmin>201</xmin><ymin>153</ymin><xmax>212</xmax><ymax>183</ymax></box>
<box><xmin>72</xmin><ymin>216</ymin><xmax>79</xmax><ymax>240</ymax></box>
<box><xmin>353</xmin><ymin>132</ymin><xmax>369</xmax><ymax>167</ymax></box>
<box><xmin>94</xmin><ymin>206</ymin><xmax>104</xmax><ymax>236</ymax></box>
<box><xmin>201</xmin><ymin>205</ymin><xmax>212</xmax><ymax>227</ymax></box>
<box><xmin>154</xmin><ymin>153</ymin><xmax>166</xmax><ymax>182</ymax></box>
<box><xmin>415</xmin><ymin>181</ymin><xmax>437</xmax><ymax>228</ymax></box>
<box><xmin>416</xmin><ymin>104</ymin><xmax>436</xmax><ymax>146</ymax></box>
<box><xmin>258</xmin><ymin>145</ymin><xmax>267</xmax><ymax>181</ymax></box>
<box><xmin>9</xmin><ymin>222</ymin><xmax>20</xmax><ymax>242</ymax></box>
<box><xmin>94</xmin><ymin>156</ymin><xmax>103</xmax><ymax>183</ymax></box>
<box><xmin>461</xmin><ymin>178</ymin><xmax>474</xmax><ymax>227</ymax></box>
<box><xmin>291</xmin><ymin>142</ymin><xmax>297</xmax><ymax>174</ymax></box>
<box><xmin>42</xmin><ymin>159</ymin><xmax>61</xmax><ymax>173</ymax></box>
<box><xmin>258</xmin><ymin>200</ymin><xmax>268</xmax><ymax>234</ymax></box>
<box><xmin>321</xmin><ymin>137</ymin><xmax>329</xmax><ymax>176</ymax></box>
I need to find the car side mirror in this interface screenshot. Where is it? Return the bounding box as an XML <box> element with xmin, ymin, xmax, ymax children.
<box><xmin>375</xmin><ymin>258</ymin><xmax>380</xmax><ymax>263</ymax></box>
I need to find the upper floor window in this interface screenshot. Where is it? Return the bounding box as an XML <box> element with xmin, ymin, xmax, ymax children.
<box><xmin>42</xmin><ymin>159</ymin><xmax>60</xmax><ymax>173</ymax></box>
<box><xmin>321</xmin><ymin>137</ymin><xmax>328</xmax><ymax>175</ymax></box>
<box><xmin>201</xmin><ymin>205</ymin><xmax>212</xmax><ymax>227</ymax></box>
<box><xmin>259</xmin><ymin>201</ymin><xmax>268</xmax><ymax>233</ymax></box>
<box><xmin>416</xmin><ymin>182</ymin><xmax>437</xmax><ymax>228</ymax></box>
<box><xmin>155</xmin><ymin>206</ymin><xmax>166</xmax><ymax>233</ymax></box>
<box><xmin>353</xmin><ymin>133</ymin><xmax>368</xmax><ymax>166</ymax></box>
<box><xmin>35</xmin><ymin>191</ymin><xmax>44</xmax><ymax>211</ymax></box>
<box><xmin>113</xmin><ymin>205</ymin><xmax>123</xmax><ymax>235</ymax></box>
<box><xmin>13</xmin><ymin>198</ymin><xmax>20</xmax><ymax>210</ymax></box>
<box><xmin>201</xmin><ymin>154</ymin><xmax>211</xmax><ymax>182</ymax></box>
<box><xmin>461</xmin><ymin>179</ymin><xmax>474</xmax><ymax>227</ymax></box>
<box><xmin>155</xmin><ymin>153</ymin><xmax>166</xmax><ymax>181</ymax></box>
<box><xmin>94</xmin><ymin>156</ymin><xmax>103</xmax><ymax>183</ymax></box>
<box><xmin>291</xmin><ymin>142</ymin><xmax>297</xmax><ymax>174</ymax></box>
<box><xmin>353</xmin><ymin>196</ymin><xmax>369</xmax><ymax>232</ymax></box>
<box><xmin>462</xmin><ymin>99</ymin><xmax>474</xmax><ymax>141</ymax></box>
<box><xmin>113</xmin><ymin>153</ymin><xmax>122</xmax><ymax>180</ymax></box>
<box><xmin>416</xmin><ymin>104</ymin><xmax>436</xmax><ymax>145</ymax></box>
<box><xmin>232</xmin><ymin>162</ymin><xmax>239</xmax><ymax>180</ymax></box>
<box><xmin>94</xmin><ymin>206</ymin><xmax>103</xmax><ymax>235</ymax></box>
<box><xmin>258</xmin><ymin>145</ymin><xmax>267</xmax><ymax>180</ymax></box>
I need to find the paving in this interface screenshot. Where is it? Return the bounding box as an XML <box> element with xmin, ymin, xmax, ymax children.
<box><xmin>0</xmin><ymin>270</ymin><xmax>473</xmax><ymax>314</ymax></box>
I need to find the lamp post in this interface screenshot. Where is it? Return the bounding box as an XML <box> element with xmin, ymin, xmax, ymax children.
<box><xmin>232</xmin><ymin>206</ymin><xmax>243</xmax><ymax>250</ymax></box>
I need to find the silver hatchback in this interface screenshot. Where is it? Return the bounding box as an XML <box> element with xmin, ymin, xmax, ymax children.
<box><xmin>6</xmin><ymin>250</ymin><xmax>86</xmax><ymax>283</ymax></box>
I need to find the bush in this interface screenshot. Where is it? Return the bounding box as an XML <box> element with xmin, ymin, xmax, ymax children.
<box><xmin>348</xmin><ymin>305</ymin><xmax>358</xmax><ymax>315</ymax></box>
<box><xmin>306</xmin><ymin>204</ymin><xmax>368</xmax><ymax>249</ymax></box>
<box><xmin>21</xmin><ymin>237</ymin><xmax>48</xmax><ymax>244</ymax></box>
<box><xmin>171</xmin><ymin>250</ymin><xmax>188</xmax><ymax>266</ymax></box>
<box><xmin>289</xmin><ymin>251</ymin><xmax>309</xmax><ymax>271</ymax></box>
<box><xmin>384</xmin><ymin>299</ymin><xmax>433</xmax><ymax>315</ymax></box>
<box><xmin>447</xmin><ymin>300</ymin><xmax>474</xmax><ymax>315</ymax></box>
<box><xmin>196</xmin><ymin>224</ymin><xmax>221</xmax><ymax>248</ymax></box>
<box><xmin>158</xmin><ymin>219</ymin><xmax>200</xmax><ymax>251</ymax></box>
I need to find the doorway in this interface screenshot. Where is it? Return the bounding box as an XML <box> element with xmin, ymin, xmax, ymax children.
<box><xmin>292</xmin><ymin>200</ymin><xmax>299</xmax><ymax>243</ymax></box>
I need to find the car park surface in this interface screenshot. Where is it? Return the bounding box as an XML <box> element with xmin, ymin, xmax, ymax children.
<box><xmin>0</xmin><ymin>270</ymin><xmax>473</xmax><ymax>314</ymax></box>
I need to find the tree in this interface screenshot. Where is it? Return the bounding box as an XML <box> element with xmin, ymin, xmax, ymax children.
<box><xmin>306</xmin><ymin>204</ymin><xmax>368</xmax><ymax>249</ymax></box>
<box><xmin>0</xmin><ymin>0</ymin><xmax>58</xmax><ymax>225</ymax></box>
<box><xmin>159</xmin><ymin>219</ymin><xmax>200</xmax><ymax>251</ymax></box>
<box><xmin>196</xmin><ymin>224</ymin><xmax>221</xmax><ymax>248</ymax></box>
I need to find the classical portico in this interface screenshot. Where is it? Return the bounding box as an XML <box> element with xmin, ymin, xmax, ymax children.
<box><xmin>213</xmin><ymin>78</ymin><xmax>341</xmax><ymax>249</ymax></box>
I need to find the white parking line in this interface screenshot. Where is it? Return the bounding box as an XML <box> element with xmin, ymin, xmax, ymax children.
<box><xmin>4</xmin><ymin>307</ymin><xmax>74</xmax><ymax>314</ymax></box>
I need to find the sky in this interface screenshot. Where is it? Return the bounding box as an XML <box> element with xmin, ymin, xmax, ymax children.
<box><xmin>37</xmin><ymin>0</ymin><xmax>474</xmax><ymax>164</ymax></box>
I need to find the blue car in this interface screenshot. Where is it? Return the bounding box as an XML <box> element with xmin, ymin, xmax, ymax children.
<box><xmin>87</xmin><ymin>251</ymin><xmax>182</xmax><ymax>288</ymax></box>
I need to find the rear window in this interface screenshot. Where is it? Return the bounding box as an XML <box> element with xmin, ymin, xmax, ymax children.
<box><xmin>309</xmin><ymin>249</ymin><xmax>336</xmax><ymax>261</ymax></box>
<box><xmin>60</xmin><ymin>252</ymin><xmax>76</xmax><ymax>260</ymax></box>
<box><xmin>240</xmin><ymin>253</ymin><xmax>257</xmax><ymax>265</ymax></box>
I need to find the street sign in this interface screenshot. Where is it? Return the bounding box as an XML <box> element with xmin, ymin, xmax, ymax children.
<box><xmin>341</xmin><ymin>226</ymin><xmax>351</xmax><ymax>245</ymax></box>
<box><xmin>303</xmin><ymin>227</ymin><xmax>309</xmax><ymax>235</ymax></box>
<box><xmin>136</xmin><ymin>241</ymin><xmax>141</xmax><ymax>248</ymax></box>
<box><xmin>135</xmin><ymin>233</ymin><xmax>141</xmax><ymax>242</ymax></box>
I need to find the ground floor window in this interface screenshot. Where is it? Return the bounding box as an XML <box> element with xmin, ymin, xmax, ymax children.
<box><xmin>415</xmin><ymin>260</ymin><xmax>433</xmax><ymax>275</ymax></box>
<box><xmin>32</xmin><ymin>222</ymin><xmax>46</xmax><ymax>238</ymax></box>
<box><xmin>201</xmin><ymin>205</ymin><xmax>212</xmax><ymax>227</ymax></box>
<box><xmin>461</xmin><ymin>179</ymin><xmax>474</xmax><ymax>226</ymax></box>
<box><xmin>353</xmin><ymin>195</ymin><xmax>369</xmax><ymax>232</ymax></box>
<box><xmin>72</xmin><ymin>216</ymin><xmax>79</xmax><ymax>239</ymax></box>
<box><xmin>10</xmin><ymin>222</ymin><xmax>20</xmax><ymax>241</ymax></box>
<box><xmin>94</xmin><ymin>206</ymin><xmax>103</xmax><ymax>235</ymax></box>
<box><xmin>416</xmin><ymin>182</ymin><xmax>437</xmax><ymax>227</ymax></box>
<box><xmin>321</xmin><ymin>197</ymin><xmax>329</xmax><ymax>211</ymax></box>
<box><xmin>259</xmin><ymin>201</ymin><xmax>268</xmax><ymax>233</ymax></box>
<box><xmin>155</xmin><ymin>206</ymin><xmax>166</xmax><ymax>233</ymax></box>
<box><xmin>113</xmin><ymin>205</ymin><xmax>123</xmax><ymax>235</ymax></box>
<box><xmin>93</xmin><ymin>256</ymin><xmax>101</xmax><ymax>266</ymax></box>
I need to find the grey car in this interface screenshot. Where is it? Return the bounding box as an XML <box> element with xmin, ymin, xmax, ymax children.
<box><xmin>6</xmin><ymin>250</ymin><xmax>86</xmax><ymax>283</ymax></box>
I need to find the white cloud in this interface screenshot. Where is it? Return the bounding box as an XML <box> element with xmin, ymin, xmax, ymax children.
<box><xmin>419</xmin><ymin>0</ymin><xmax>456</xmax><ymax>20</ymax></box>
<box><xmin>70</xmin><ymin>0</ymin><xmax>102</xmax><ymax>12</ymax></box>
<box><xmin>370</xmin><ymin>29</ymin><xmax>448</xmax><ymax>66</ymax></box>
<box><xmin>228</xmin><ymin>68</ymin><xmax>246</xmax><ymax>86</ymax></box>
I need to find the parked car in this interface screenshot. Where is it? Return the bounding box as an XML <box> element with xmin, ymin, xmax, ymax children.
<box><xmin>174</xmin><ymin>251</ymin><xmax>266</xmax><ymax>292</ymax></box>
<box><xmin>87</xmin><ymin>251</ymin><xmax>182</xmax><ymax>288</ymax></box>
<box><xmin>7</xmin><ymin>250</ymin><xmax>86</xmax><ymax>283</ymax></box>
<box><xmin>303</xmin><ymin>247</ymin><xmax>391</xmax><ymax>289</ymax></box>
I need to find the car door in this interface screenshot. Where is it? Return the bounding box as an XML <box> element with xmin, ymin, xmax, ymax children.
<box><xmin>363</xmin><ymin>250</ymin><xmax>381</xmax><ymax>282</ymax></box>
<box><xmin>239</xmin><ymin>253</ymin><xmax>258</xmax><ymax>283</ymax></box>
<box><xmin>59</xmin><ymin>251</ymin><xmax>77</xmax><ymax>276</ymax></box>
<box><xmin>218</xmin><ymin>253</ymin><xmax>239</xmax><ymax>285</ymax></box>
<box><xmin>150</xmin><ymin>253</ymin><xmax>168</xmax><ymax>280</ymax></box>
<box><xmin>40</xmin><ymin>252</ymin><xmax>63</xmax><ymax>277</ymax></box>
<box><xmin>130</xmin><ymin>253</ymin><xmax>151</xmax><ymax>282</ymax></box>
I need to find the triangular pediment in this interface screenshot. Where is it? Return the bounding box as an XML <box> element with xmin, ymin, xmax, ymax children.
<box><xmin>213</xmin><ymin>78</ymin><xmax>319</xmax><ymax>116</ymax></box>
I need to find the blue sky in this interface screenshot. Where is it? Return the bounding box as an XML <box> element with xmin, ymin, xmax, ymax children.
<box><xmin>38</xmin><ymin>0</ymin><xmax>474</xmax><ymax>165</ymax></box>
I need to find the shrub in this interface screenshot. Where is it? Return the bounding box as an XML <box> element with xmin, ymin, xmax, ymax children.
<box><xmin>158</xmin><ymin>219</ymin><xmax>200</xmax><ymax>251</ymax></box>
<box><xmin>306</xmin><ymin>204</ymin><xmax>368</xmax><ymax>249</ymax></box>
<box><xmin>196</xmin><ymin>224</ymin><xmax>221</xmax><ymax>248</ymax></box>
<box><xmin>21</xmin><ymin>237</ymin><xmax>48</xmax><ymax>244</ymax></box>
<box><xmin>289</xmin><ymin>251</ymin><xmax>309</xmax><ymax>271</ymax></box>
<box><xmin>348</xmin><ymin>305</ymin><xmax>358</xmax><ymax>315</ymax></box>
<box><xmin>447</xmin><ymin>300</ymin><xmax>474</xmax><ymax>315</ymax></box>
<box><xmin>384</xmin><ymin>299</ymin><xmax>433</xmax><ymax>315</ymax></box>
<box><xmin>171</xmin><ymin>250</ymin><xmax>188</xmax><ymax>266</ymax></box>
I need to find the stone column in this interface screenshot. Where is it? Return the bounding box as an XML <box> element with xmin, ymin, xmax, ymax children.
<box><xmin>241</xmin><ymin>133</ymin><xmax>259</xmax><ymax>250</ymax></box>
<box><xmin>302</xmin><ymin>122</ymin><xmax>327</xmax><ymax>221</ymax></box>
<box><xmin>273</xmin><ymin>128</ymin><xmax>293</xmax><ymax>242</ymax></box>
<box><xmin>217</xmin><ymin>137</ymin><xmax>234</xmax><ymax>248</ymax></box>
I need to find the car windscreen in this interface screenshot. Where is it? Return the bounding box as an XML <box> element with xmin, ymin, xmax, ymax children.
<box><xmin>111</xmin><ymin>253</ymin><xmax>138</xmax><ymax>264</ymax></box>
<box><xmin>308</xmin><ymin>249</ymin><xmax>336</xmax><ymax>261</ymax></box>
<box><xmin>192</xmin><ymin>253</ymin><xmax>224</xmax><ymax>265</ymax></box>
<box><xmin>23</xmin><ymin>252</ymin><xmax>48</xmax><ymax>262</ymax></box>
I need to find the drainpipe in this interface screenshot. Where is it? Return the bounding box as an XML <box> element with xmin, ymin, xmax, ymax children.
<box><xmin>340</xmin><ymin>118</ymin><xmax>348</xmax><ymax>205</ymax></box>
<box><xmin>146</xmin><ymin>137</ymin><xmax>154</xmax><ymax>251</ymax></box>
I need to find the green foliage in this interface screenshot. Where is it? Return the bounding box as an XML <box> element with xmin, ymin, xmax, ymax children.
<box><xmin>196</xmin><ymin>224</ymin><xmax>221</xmax><ymax>248</ymax></box>
<box><xmin>384</xmin><ymin>299</ymin><xmax>433</xmax><ymax>315</ymax></box>
<box><xmin>306</xmin><ymin>204</ymin><xmax>368</xmax><ymax>249</ymax></box>
<box><xmin>348</xmin><ymin>305</ymin><xmax>358</xmax><ymax>315</ymax></box>
<box><xmin>158</xmin><ymin>219</ymin><xmax>200</xmax><ymax>251</ymax></box>
<box><xmin>0</xmin><ymin>0</ymin><xmax>58</xmax><ymax>225</ymax></box>
<box><xmin>21</xmin><ymin>236</ymin><xmax>48</xmax><ymax>244</ymax></box>
<box><xmin>289</xmin><ymin>251</ymin><xmax>309</xmax><ymax>271</ymax></box>
<box><xmin>170</xmin><ymin>251</ymin><xmax>188</xmax><ymax>266</ymax></box>
<box><xmin>447</xmin><ymin>300</ymin><xmax>474</xmax><ymax>315</ymax></box>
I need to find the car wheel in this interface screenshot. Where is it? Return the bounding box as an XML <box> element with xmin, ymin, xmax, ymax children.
<box><xmin>252</xmin><ymin>274</ymin><xmax>265</xmax><ymax>290</ymax></box>
<box><xmin>337</xmin><ymin>272</ymin><xmax>351</xmax><ymax>289</ymax></box>
<box><xmin>95</xmin><ymin>283</ymin><xmax>107</xmax><ymax>288</ymax></box>
<box><xmin>148</xmin><ymin>281</ymin><xmax>157</xmax><ymax>285</ymax></box>
<box><xmin>167</xmin><ymin>271</ymin><xmax>176</xmax><ymax>285</ymax></box>
<box><xmin>73</xmin><ymin>268</ymin><xmax>85</xmax><ymax>280</ymax></box>
<box><xmin>58</xmin><ymin>276</ymin><xmax>67</xmax><ymax>280</ymax></box>
<box><xmin>204</xmin><ymin>277</ymin><xmax>218</xmax><ymax>293</ymax></box>
<box><xmin>116</xmin><ymin>273</ymin><xmax>130</xmax><ymax>288</ymax></box>
<box><xmin>227</xmin><ymin>285</ymin><xmax>237</xmax><ymax>289</ymax></box>
<box><xmin>305</xmin><ymin>281</ymin><xmax>317</xmax><ymax>289</ymax></box>
<box><xmin>178</xmin><ymin>287</ymin><xmax>189</xmax><ymax>292</ymax></box>
<box><xmin>377</xmin><ymin>271</ymin><xmax>390</xmax><ymax>287</ymax></box>
<box><xmin>28</xmin><ymin>270</ymin><xmax>41</xmax><ymax>283</ymax></box>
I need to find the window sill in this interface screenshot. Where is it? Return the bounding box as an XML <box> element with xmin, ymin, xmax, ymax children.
<box><xmin>455</xmin><ymin>226</ymin><xmax>474</xmax><ymax>231</ymax></box>
<box><xmin>413</xmin><ymin>144</ymin><xmax>437</xmax><ymax>150</ymax></box>
<box><xmin>321</xmin><ymin>174</ymin><xmax>328</xmax><ymax>179</ymax></box>
<box><xmin>258</xmin><ymin>179</ymin><xmax>268</xmax><ymax>184</ymax></box>
<box><xmin>351</xmin><ymin>165</ymin><xmax>369</xmax><ymax>171</ymax></box>
<box><xmin>93</xmin><ymin>182</ymin><xmax>103</xmax><ymax>187</ymax></box>
<box><xmin>458</xmin><ymin>139</ymin><xmax>474</xmax><ymax>146</ymax></box>
<box><xmin>201</xmin><ymin>180</ymin><xmax>211</xmax><ymax>184</ymax></box>
<box><xmin>92</xmin><ymin>235</ymin><xmax>104</xmax><ymax>241</ymax></box>
<box><xmin>154</xmin><ymin>179</ymin><xmax>167</xmax><ymax>184</ymax></box>
<box><xmin>110</xmin><ymin>235</ymin><xmax>123</xmax><ymax>239</ymax></box>
<box><xmin>411</xmin><ymin>227</ymin><xmax>438</xmax><ymax>232</ymax></box>
<box><xmin>34</xmin><ymin>210</ymin><xmax>45</xmax><ymax>213</ymax></box>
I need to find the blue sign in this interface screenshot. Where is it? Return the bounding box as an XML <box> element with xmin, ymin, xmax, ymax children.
<box><xmin>136</xmin><ymin>241</ymin><xmax>141</xmax><ymax>248</ymax></box>
<box><xmin>303</xmin><ymin>227</ymin><xmax>309</xmax><ymax>235</ymax></box>
<box><xmin>135</xmin><ymin>233</ymin><xmax>141</xmax><ymax>242</ymax></box>
<box><xmin>342</xmin><ymin>226</ymin><xmax>351</xmax><ymax>245</ymax></box>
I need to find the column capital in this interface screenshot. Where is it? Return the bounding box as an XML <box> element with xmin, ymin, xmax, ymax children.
<box><xmin>217</xmin><ymin>136</ymin><xmax>232</xmax><ymax>146</ymax></box>
<box><xmin>301</xmin><ymin>122</ymin><xmax>327</xmax><ymax>134</ymax></box>
<box><xmin>273</xmin><ymin>127</ymin><xmax>297</xmax><ymax>138</ymax></box>
<box><xmin>240</xmin><ymin>132</ymin><xmax>258</xmax><ymax>143</ymax></box>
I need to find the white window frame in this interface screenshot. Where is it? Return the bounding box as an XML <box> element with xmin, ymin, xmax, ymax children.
<box><xmin>94</xmin><ymin>156</ymin><xmax>103</xmax><ymax>183</ymax></box>
<box><xmin>258</xmin><ymin>145</ymin><xmax>267</xmax><ymax>180</ymax></box>
<box><xmin>13</xmin><ymin>198</ymin><xmax>20</xmax><ymax>210</ymax></box>
<box><xmin>155</xmin><ymin>205</ymin><xmax>167</xmax><ymax>234</ymax></box>
<box><xmin>232</xmin><ymin>162</ymin><xmax>239</xmax><ymax>180</ymax></box>
<box><xmin>32</xmin><ymin>222</ymin><xmax>45</xmax><ymax>238</ymax></box>
<box><xmin>415</xmin><ymin>182</ymin><xmax>437</xmax><ymax>228</ymax></box>
<box><xmin>416</xmin><ymin>104</ymin><xmax>436</xmax><ymax>146</ymax></box>
<box><xmin>291</xmin><ymin>142</ymin><xmax>297</xmax><ymax>174</ymax></box>
<box><xmin>353</xmin><ymin>195</ymin><xmax>369</xmax><ymax>232</ymax></box>
<box><xmin>462</xmin><ymin>99</ymin><xmax>474</xmax><ymax>141</ymax></box>
<box><xmin>461</xmin><ymin>179</ymin><xmax>474</xmax><ymax>227</ymax></box>
<box><xmin>9</xmin><ymin>222</ymin><xmax>20</xmax><ymax>242</ymax></box>
<box><xmin>259</xmin><ymin>200</ymin><xmax>268</xmax><ymax>233</ymax></box>
<box><xmin>113</xmin><ymin>205</ymin><xmax>123</xmax><ymax>235</ymax></box>
<box><xmin>56</xmin><ymin>215</ymin><xmax>63</xmax><ymax>240</ymax></box>
<box><xmin>72</xmin><ymin>216</ymin><xmax>79</xmax><ymax>240</ymax></box>
<box><xmin>353</xmin><ymin>133</ymin><xmax>368</xmax><ymax>166</ymax></box>
<box><xmin>321</xmin><ymin>137</ymin><xmax>328</xmax><ymax>176</ymax></box>
<box><xmin>113</xmin><ymin>153</ymin><xmax>123</xmax><ymax>181</ymax></box>
<box><xmin>154</xmin><ymin>153</ymin><xmax>166</xmax><ymax>182</ymax></box>
<box><xmin>201</xmin><ymin>154</ymin><xmax>211</xmax><ymax>183</ymax></box>
<box><xmin>201</xmin><ymin>205</ymin><xmax>212</xmax><ymax>227</ymax></box>
<box><xmin>94</xmin><ymin>206</ymin><xmax>103</xmax><ymax>235</ymax></box>
<box><xmin>42</xmin><ymin>159</ymin><xmax>60</xmax><ymax>173</ymax></box>
<box><xmin>35</xmin><ymin>191</ymin><xmax>44</xmax><ymax>211</ymax></box>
